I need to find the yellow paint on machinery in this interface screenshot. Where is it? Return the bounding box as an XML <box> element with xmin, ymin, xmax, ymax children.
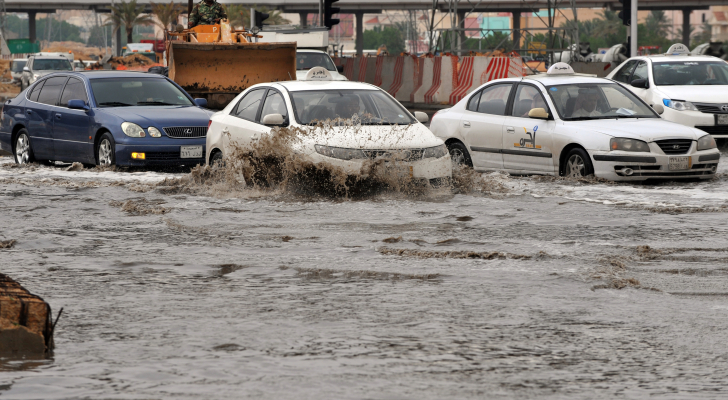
<box><xmin>166</xmin><ymin>21</ymin><xmax>297</xmax><ymax>109</ymax></box>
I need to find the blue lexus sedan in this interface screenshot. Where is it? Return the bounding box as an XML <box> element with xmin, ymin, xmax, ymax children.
<box><xmin>0</xmin><ymin>71</ymin><xmax>212</xmax><ymax>167</ymax></box>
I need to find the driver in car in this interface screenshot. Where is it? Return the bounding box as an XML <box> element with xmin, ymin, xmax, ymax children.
<box><xmin>571</xmin><ymin>90</ymin><xmax>602</xmax><ymax>118</ymax></box>
<box><xmin>334</xmin><ymin>96</ymin><xmax>375</xmax><ymax>121</ymax></box>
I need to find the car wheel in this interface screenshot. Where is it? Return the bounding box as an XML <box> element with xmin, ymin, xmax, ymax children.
<box><xmin>447</xmin><ymin>141</ymin><xmax>473</xmax><ymax>168</ymax></box>
<box><xmin>562</xmin><ymin>148</ymin><xmax>594</xmax><ymax>178</ymax></box>
<box><xmin>97</xmin><ymin>133</ymin><xmax>116</xmax><ymax>167</ymax></box>
<box><xmin>14</xmin><ymin>130</ymin><xmax>35</xmax><ymax>165</ymax></box>
<box><xmin>209</xmin><ymin>150</ymin><xmax>224</xmax><ymax>167</ymax></box>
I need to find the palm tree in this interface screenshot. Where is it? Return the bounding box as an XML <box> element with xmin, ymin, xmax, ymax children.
<box><xmin>225</xmin><ymin>5</ymin><xmax>290</xmax><ymax>30</ymax></box>
<box><xmin>151</xmin><ymin>1</ymin><xmax>184</xmax><ymax>31</ymax></box>
<box><xmin>645</xmin><ymin>10</ymin><xmax>671</xmax><ymax>39</ymax></box>
<box><xmin>594</xmin><ymin>10</ymin><xmax>622</xmax><ymax>37</ymax></box>
<box><xmin>106</xmin><ymin>0</ymin><xmax>155</xmax><ymax>44</ymax></box>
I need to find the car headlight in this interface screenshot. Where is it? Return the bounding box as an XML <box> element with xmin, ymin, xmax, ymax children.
<box><xmin>121</xmin><ymin>122</ymin><xmax>146</xmax><ymax>138</ymax></box>
<box><xmin>423</xmin><ymin>144</ymin><xmax>448</xmax><ymax>159</ymax></box>
<box><xmin>148</xmin><ymin>126</ymin><xmax>162</xmax><ymax>138</ymax></box>
<box><xmin>662</xmin><ymin>99</ymin><xmax>697</xmax><ymax>111</ymax></box>
<box><xmin>697</xmin><ymin>134</ymin><xmax>717</xmax><ymax>151</ymax></box>
<box><xmin>314</xmin><ymin>144</ymin><xmax>367</xmax><ymax>160</ymax></box>
<box><xmin>610</xmin><ymin>138</ymin><xmax>650</xmax><ymax>152</ymax></box>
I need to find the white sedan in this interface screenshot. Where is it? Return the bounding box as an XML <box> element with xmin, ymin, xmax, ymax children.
<box><xmin>206</xmin><ymin>68</ymin><xmax>451</xmax><ymax>184</ymax></box>
<box><xmin>606</xmin><ymin>43</ymin><xmax>728</xmax><ymax>139</ymax></box>
<box><xmin>429</xmin><ymin>63</ymin><xmax>720</xmax><ymax>181</ymax></box>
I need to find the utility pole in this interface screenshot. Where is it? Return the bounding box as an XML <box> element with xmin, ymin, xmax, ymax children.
<box><xmin>630</xmin><ymin>0</ymin><xmax>637</xmax><ymax>57</ymax></box>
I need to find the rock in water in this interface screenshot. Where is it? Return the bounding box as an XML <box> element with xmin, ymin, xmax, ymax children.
<box><xmin>0</xmin><ymin>274</ymin><xmax>54</xmax><ymax>355</ymax></box>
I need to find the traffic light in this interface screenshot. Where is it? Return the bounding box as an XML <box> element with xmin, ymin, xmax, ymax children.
<box><xmin>618</xmin><ymin>0</ymin><xmax>631</xmax><ymax>26</ymax></box>
<box><xmin>323</xmin><ymin>0</ymin><xmax>340</xmax><ymax>29</ymax></box>
<box><xmin>252</xmin><ymin>9</ymin><xmax>270</xmax><ymax>30</ymax></box>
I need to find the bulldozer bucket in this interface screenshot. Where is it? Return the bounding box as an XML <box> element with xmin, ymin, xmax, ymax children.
<box><xmin>168</xmin><ymin>41</ymin><xmax>296</xmax><ymax>109</ymax></box>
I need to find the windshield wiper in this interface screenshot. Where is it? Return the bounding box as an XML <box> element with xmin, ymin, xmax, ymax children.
<box><xmin>136</xmin><ymin>101</ymin><xmax>176</xmax><ymax>106</ymax></box>
<box><xmin>98</xmin><ymin>101</ymin><xmax>133</xmax><ymax>107</ymax></box>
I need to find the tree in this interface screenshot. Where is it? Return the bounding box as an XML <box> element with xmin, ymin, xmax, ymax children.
<box><xmin>105</xmin><ymin>0</ymin><xmax>155</xmax><ymax>44</ymax></box>
<box><xmin>692</xmin><ymin>22</ymin><xmax>712</xmax><ymax>48</ymax></box>
<box><xmin>151</xmin><ymin>1</ymin><xmax>184</xmax><ymax>31</ymax></box>
<box><xmin>362</xmin><ymin>26</ymin><xmax>405</xmax><ymax>54</ymax></box>
<box><xmin>87</xmin><ymin>25</ymin><xmax>113</xmax><ymax>47</ymax></box>
<box><xmin>224</xmin><ymin>5</ymin><xmax>291</xmax><ymax>30</ymax></box>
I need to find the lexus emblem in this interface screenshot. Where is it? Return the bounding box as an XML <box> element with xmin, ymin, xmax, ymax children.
<box><xmin>721</xmin><ymin>105</ymin><xmax>728</xmax><ymax>112</ymax></box>
<box><xmin>184</xmin><ymin>128</ymin><xmax>193</xmax><ymax>134</ymax></box>
<box><xmin>672</xmin><ymin>144</ymin><xmax>681</xmax><ymax>149</ymax></box>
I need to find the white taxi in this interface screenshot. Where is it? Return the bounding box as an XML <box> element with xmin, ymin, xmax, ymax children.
<box><xmin>296</xmin><ymin>50</ymin><xmax>347</xmax><ymax>81</ymax></box>
<box><xmin>429</xmin><ymin>63</ymin><xmax>720</xmax><ymax>181</ymax></box>
<box><xmin>206</xmin><ymin>67</ymin><xmax>451</xmax><ymax>184</ymax></box>
<box><xmin>606</xmin><ymin>43</ymin><xmax>728</xmax><ymax>139</ymax></box>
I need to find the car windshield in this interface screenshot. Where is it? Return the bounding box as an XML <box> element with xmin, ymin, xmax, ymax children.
<box><xmin>90</xmin><ymin>78</ymin><xmax>194</xmax><ymax>107</ymax></box>
<box><xmin>33</xmin><ymin>59</ymin><xmax>72</xmax><ymax>71</ymax></box>
<box><xmin>290</xmin><ymin>89</ymin><xmax>416</xmax><ymax>125</ymax></box>
<box><xmin>546</xmin><ymin>83</ymin><xmax>657</xmax><ymax>120</ymax></box>
<box><xmin>296</xmin><ymin>53</ymin><xmax>336</xmax><ymax>71</ymax></box>
<box><xmin>652</xmin><ymin>61</ymin><xmax>728</xmax><ymax>86</ymax></box>
<box><xmin>11</xmin><ymin>60</ymin><xmax>27</xmax><ymax>72</ymax></box>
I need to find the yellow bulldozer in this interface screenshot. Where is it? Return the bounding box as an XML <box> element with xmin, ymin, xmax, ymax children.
<box><xmin>166</xmin><ymin>20</ymin><xmax>297</xmax><ymax>109</ymax></box>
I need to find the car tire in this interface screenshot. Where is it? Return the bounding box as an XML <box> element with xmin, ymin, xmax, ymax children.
<box><xmin>561</xmin><ymin>147</ymin><xmax>594</xmax><ymax>178</ymax></box>
<box><xmin>14</xmin><ymin>129</ymin><xmax>35</xmax><ymax>165</ymax></box>
<box><xmin>209</xmin><ymin>150</ymin><xmax>224</xmax><ymax>167</ymax></box>
<box><xmin>447</xmin><ymin>141</ymin><xmax>473</xmax><ymax>168</ymax></box>
<box><xmin>97</xmin><ymin>133</ymin><xmax>116</xmax><ymax>167</ymax></box>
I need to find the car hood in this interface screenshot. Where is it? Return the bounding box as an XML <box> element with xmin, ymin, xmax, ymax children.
<box><xmin>293</xmin><ymin>123</ymin><xmax>443</xmax><ymax>150</ymax></box>
<box><xmin>654</xmin><ymin>85</ymin><xmax>728</xmax><ymax>103</ymax></box>
<box><xmin>102</xmin><ymin>106</ymin><xmax>213</xmax><ymax>127</ymax></box>
<box><xmin>567</xmin><ymin>118</ymin><xmax>703</xmax><ymax>141</ymax></box>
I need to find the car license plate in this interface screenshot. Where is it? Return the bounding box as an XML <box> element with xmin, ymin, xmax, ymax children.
<box><xmin>668</xmin><ymin>156</ymin><xmax>689</xmax><ymax>171</ymax></box>
<box><xmin>718</xmin><ymin>114</ymin><xmax>728</xmax><ymax>125</ymax></box>
<box><xmin>385</xmin><ymin>162</ymin><xmax>413</xmax><ymax>179</ymax></box>
<box><xmin>180</xmin><ymin>145</ymin><xmax>202</xmax><ymax>159</ymax></box>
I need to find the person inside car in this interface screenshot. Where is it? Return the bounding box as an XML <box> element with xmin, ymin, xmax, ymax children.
<box><xmin>570</xmin><ymin>89</ymin><xmax>602</xmax><ymax>118</ymax></box>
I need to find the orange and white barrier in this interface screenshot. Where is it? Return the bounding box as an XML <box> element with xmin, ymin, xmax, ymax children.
<box><xmin>412</xmin><ymin>56</ymin><xmax>458</xmax><ymax>104</ymax></box>
<box><xmin>449</xmin><ymin>56</ymin><xmax>526</xmax><ymax>104</ymax></box>
<box><xmin>378</xmin><ymin>56</ymin><xmax>398</xmax><ymax>89</ymax></box>
<box><xmin>373</xmin><ymin>56</ymin><xmax>385</xmax><ymax>87</ymax></box>
<box><xmin>385</xmin><ymin>56</ymin><xmax>417</xmax><ymax>102</ymax></box>
<box><xmin>409</xmin><ymin>58</ymin><xmax>425</xmax><ymax>103</ymax></box>
<box><xmin>343</xmin><ymin>58</ymin><xmax>355</xmax><ymax>81</ymax></box>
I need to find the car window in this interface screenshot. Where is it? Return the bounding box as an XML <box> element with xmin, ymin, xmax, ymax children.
<box><xmin>296</xmin><ymin>52</ymin><xmax>336</xmax><ymax>71</ymax></box>
<box><xmin>632</xmin><ymin>61</ymin><xmax>648</xmax><ymax>82</ymax></box>
<box><xmin>36</xmin><ymin>76</ymin><xmax>69</xmax><ymax>106</ymax></box>
<box><xmin>260</xmin><ymin>90</ymin><xmax>288</xmax><ymax>121</ymax></box>
<box><xmin>290</xmin><ymin>89</ymin><xmax>415</xmax><ymax>125</ymax></box>
<box><xmin>612</xmin><ymin>60</ymin><xmax>638</xmax><ymax>83</ymax></box>
<box><xmin>11</xmin><ymin>60</ymin><xmax>27</xmax><ymax>73</ymax></box>
<box><xmin>511</xmin><ymin>84</ymin><xmax>549</xmax><ymax>117</ymax></box>
<box><xmin>476</xmin><ymin>83</ymin><xmax>513</xmax><ymax>115</ymax></box>
<box><xmin>90</xmin><ymin>78</ymin><xmax>193</xmax><ymax>107</ymax></box>
<box><xmin>233</xmin><ymin>89</ymin><xmax>265</xmax><ymax>121</ymax></box>
<box><xmin>466</xmin><ymin>91</ymin><xmax>481</xmax><ymax>111</ymax></box>
<box><xmin>370</xmin><ymin>92</ymin><xmax>410</xmax><ymax>123</ymax></box>
<box><xmin>28</xmin><ymin>80</ymin><xmax>46</xmax><ymax>102</ymax></box>
<box><xmin>59</xmin><ymin>78</ymin><xmax>89</xmax><ymax>107</ymax></box>
<box><xmin>546</xmin><ymin>83</ymin><xmax>657</xmax><ymax>120</ymax></box>
<box><xmin>32</xmin><ymin>59</ymin><xmax>73</xmax><ymax>71</ymax></box>
<box><xmin>652</xmin><ymin>61</ymin><xmax>728</xmax><ymax>86</ymax></box>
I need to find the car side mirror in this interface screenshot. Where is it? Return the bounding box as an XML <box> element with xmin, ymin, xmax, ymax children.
<box><xmin>528</xmin><ymin>108</ymin><xmax>549</xmax><ymax>119</ymax></box>
<box><xmin>651</xmin><ymin>103</ymin><xmax>665</xmax><ymax>115</ymax></box>
<box><xmin>194</xmin><ymin>98</ymin><xmax>208</xmax><ymax>108</ymax></box>
<box><xmin>262</xmin><ymin>113</ymin><xmax>285</xmax><ymax>126</ymax></box>
<box><xmin>68</xmin><ymin>99</ymin><xmax>90</xmax><ymax>111</ymax></box>
<box><xmin>336</xmin><ymin>65</ymin><xmax>345</xmax><ymax>73</ymax></box>
<box><xmin>630</xmin><ymin>78</ymin><xmax>648</xmax><ymax>89</ymax></box>
<box><xmin>414</xmin><ymin>111</ymin><xmax>429</xmax><ymax>123</ymax></box>
<box><xmin>23</xmin><ymin>66</ymin><xmax>30</xmax><ymax>72</ymax></box>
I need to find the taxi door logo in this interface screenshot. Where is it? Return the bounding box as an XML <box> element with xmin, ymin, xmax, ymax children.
<box><xmin>515</xmin><ymin>126</ymin><xmax>542</xmax><ymax>150</ymax></box>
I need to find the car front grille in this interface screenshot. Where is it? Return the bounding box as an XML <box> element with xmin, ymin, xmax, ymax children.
<box><xmin>655</xmin><ymin>139</ymin><xmax>692</xmax><ymax>155</ymax></box>
<box><xmin>696</xmin><ymin>125</ymin><xmax>728</xmax><ymax>136</ymax></box>
<box><xmin>614</xmin><ymin>163</ymin><xmax>717</xmax><ymax>177</ymax></box>
<box><xmin>363</xmin><ymin>149</ymin><xmax>425</xmax><ymax>162</ymax></box>
<box><xmin>162</xmin><ymin>126</ymin><xmax>207</xmax><ymax>139</ymax></box>
<box><xmin>693</xmin><ymin>102</ymin><xmax>728</xmax><ymax>114</ymax></box>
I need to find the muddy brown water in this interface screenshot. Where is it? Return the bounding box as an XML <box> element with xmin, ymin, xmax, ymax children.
<box><xmin>2</xmin><ymin>154</ymin><xmax>728</xmax><ymax>399</ymax></box>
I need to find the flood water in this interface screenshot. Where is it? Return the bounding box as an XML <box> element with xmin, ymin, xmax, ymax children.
<box><xmin>2</xmin><ymin>153</ymin><xmax>728</xmax><ymax>399</ymax></box>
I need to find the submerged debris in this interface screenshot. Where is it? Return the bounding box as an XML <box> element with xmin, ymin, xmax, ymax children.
<box><xmin>0</xmin><ymin>274</ymin><xmax>55</xmax><ymax>355</ymax></box>
<box><xmin>378</xmin><ymin>246</ymin><xmax>532</xmax><ymax>260</ymax></box>
<box><xmin>0</xmin><ymin>239</ymin><xmax>16</xmax><ymax>249</ymax></box>
<box><xmin>110</xmin><ymin>198</ymin><xmax>169</xmax><ymax>215</ymax></box>
<box><xmin>281</xmin><ymin>266</ymin><xmax>440</xmax><ymax>281</ymax></box>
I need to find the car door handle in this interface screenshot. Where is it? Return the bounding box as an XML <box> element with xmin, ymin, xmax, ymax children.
<box><xmin>26</xmin><ymin>110</ymin><xmax>32</xmax><ymax>115</ymax></box>
<box><xmin>506</xmin><ymin>126</ymin><xmax>515</xmax><ymax>133</ymax></box>
<box><xmin>55</xmin><ymin>114</ymin><xmax>62</xmax><ymax>120</ymax></box>
<box><xmin>462</xmin><ymin>121</ymin><xmax>471</xmax><ymax>128</ymax></box>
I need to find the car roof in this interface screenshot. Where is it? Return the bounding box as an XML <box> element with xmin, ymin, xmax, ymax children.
<box><xmin>296</xmin><ymin>49</ymin><xmax>326</xmax><ymax>54</ymax></box>
<box><xmin>523</xmin><ymin>74</ymin><xmax>610</xmax><ymax>86</ymax></box>
<box><xmin>275</xmin><ymin>80</ymin><xmax>378</xmax><ymax>91</ymax></box>
<box><xmin>640</xmin><ymin>55</ymin><xmax>725</xmax><ymax>63</ymax></box>
<box><xmin>79</xmin><ymin>71</ymin><xmax>165</xmax><ymax>80</ymax></box>
<box><xmin>31</xmin><ymin>56</ymin><xmax>71</xmax><ymax>60</ymax></box>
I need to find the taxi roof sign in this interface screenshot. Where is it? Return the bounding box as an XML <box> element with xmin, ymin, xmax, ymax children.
<box><xmin>666</xmin><ymin>43</ymin><xmax>690</xmax><ymax>55</ymax></box>
<box><xmin>546</xmin><ymin>62</ymin><xmax>575</xmax><ymax>75</ymax></box>
<box><xmin>304</xmin><ymin>66</ymin><xmax>333</xmax><ymax>81</ymax></box>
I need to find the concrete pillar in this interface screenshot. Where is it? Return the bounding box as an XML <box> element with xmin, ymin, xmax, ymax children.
<box><xmin>28</xmin><ymin>11</ymin><xmax>37</xmax><ymax>43</ymax></box>
<box><xmin>355</xmin><ymin>12</ymin><xmax>363</xmax><ymax>56</ymax></box>
<box><xmin>682</xmin><ymin>9</ymin><xmax>692</xmax><ymax>46</ymax></box>
<box><xmin>457</xmin><ymin>11</ymin><xmax>466</xmax><ymax>54</ymax></box>
<box><xmin>299</xmin><ymin>12</ymin><xmax>308</xmax><ymax>28</ymax></box>
<box><xmin>512</xmin><ymin>11</ymin><xmax>521</xmax><ymax>50</ymax></box>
